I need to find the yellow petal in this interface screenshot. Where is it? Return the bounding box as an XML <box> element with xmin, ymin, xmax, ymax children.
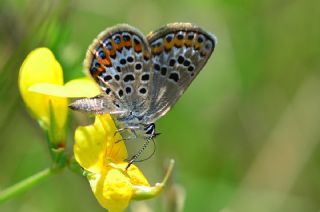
<box><xmin>74</xmin><ymin>115</ymin><xmax>127</xmax><ymax>173</ymax></box>
<box><xmin>29</xmin><ymin>78</ymin><xmax>101</xmax><ymax>98</ymax></box>
<box><xmin>64</xmin><ymin>78</ymin><xmax>101</xmax><ymax>97</ymax></box>
<box><xmin>89</xmin><ymin>168</ymin><xmax>133</xmax><ymax>212</ymax></box>
<box><xmin>19</xmin><ymin>47</ymin><xmax>67</xmax><ymax>129</ymax></box>
<box><xmin>28</xmin><ymin>83</ymin><xmax>67</xmax><ymax>97</ymax></box>
<box><xmin>117</xmin><ymin>163</ymin><xmax>150</xmax><ymax>187</ymax></box>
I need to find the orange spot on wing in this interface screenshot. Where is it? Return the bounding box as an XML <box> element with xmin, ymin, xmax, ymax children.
<box><xmin>184</xmin><ymin>39</ymin><xmax>193</xmax><ymax>47</ymax></box>
<box><xmin>96</xmin><ymin>66</ymin><xmax>104</xmax><ymax>73</ymax></box>
<box><xmin>101</xmin><ymin>45</ymin><xmax>111</xmax><ymax>56</ymax></box>
<box><xmin>174</xmin><ymin>38</ymin><xmax>183</xmax><ymax>48</ymax></box>
<box><xmin>143</xmin><ymin>51</ymin><xmax>150</xmax><ymax>60</ymax></box>
<box><xmin>96</xmin><ymin>56</ymin><xmax>111</xmax><ymax>67</ymax></box>
<box><xmin>194</xmin><ymin>43</ymin><xmax>201</xmax><ymax>50</ymax></box>
<box><xmin>151</xmin><ymin>46</ymin><xmax>163</xmax><ymax>55</ymax></box>
<box><xmin>134</xmin><ymin>43</ymin><xmax>142</xmax><ymax>53</ymax></box>
<box><xmin>108</xmin><ymin>42</ymin><xmax>117</xmax><ymax>57</ymax></box>
<box><xmin>117</xmin><ymin>37</ymin><xmax>125</xmax><ymax>50</ymax></box>
<box><xmin>164</xmin><ymin>40</ymin><xmax>173</xmax><ymax>50</ymax></box>
<box><xmin>124</xmin><ymin>41</ymin><xmax>131</xmax><ymax>48</ymax></box>
<box><xmin>123</xmin><ymin>37</ymin><xmax>131</xmax><ymax>48</ymax></box>
<box><xmin>95</xmin><ymin>48</ymin><xmax>112</xmax><ymax>67</ymax></box>
<box><xmin>111</xmin><ymin>40</ymin><xmax>120</xmax><ymax>52</ymax></box>
<box><xmin>193</xmin><ymin>35</ymin><xmax>203</xmax><ymax>50</ymax></box>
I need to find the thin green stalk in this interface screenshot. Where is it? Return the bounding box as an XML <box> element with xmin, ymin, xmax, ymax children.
<box><xmin>0</xmin><ymin>168</ymin><xmax>58</xmax><ymax>203</ymax></box>
<box><xmin>132</xmin><ymin>159</ymin><xmax>175</xmax><ymax>200</ymax></box>
<box><xmin>161</xmin><ymin>159</ymin><xmax>175</xmax><ymax>186</ymax></box>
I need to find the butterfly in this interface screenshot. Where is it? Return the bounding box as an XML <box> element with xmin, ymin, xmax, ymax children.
<box><xmin>69</xmin><ymin>23</ymin><xmax>216</xmax><ymax>168</ymax></box>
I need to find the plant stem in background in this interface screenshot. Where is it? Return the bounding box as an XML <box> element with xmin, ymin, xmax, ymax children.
<box><xmin>0</xmin><ymin>168</ymin><xmax>59</xmax><ymax>203</ymax></box>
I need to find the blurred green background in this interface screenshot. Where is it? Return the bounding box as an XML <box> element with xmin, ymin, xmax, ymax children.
<box><xmin>1</xmin><ymin>0</ymin><xmax>320</xmax><ymax>211</ymax></box>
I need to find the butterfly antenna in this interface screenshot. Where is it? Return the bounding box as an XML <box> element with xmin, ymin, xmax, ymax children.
<box><xmin>125</xmin><ymin>138</ymin><xmax>152</xmax><ymax>170</ymax></box>
<box><xmin>135</xmin><ymin>138</ymin><xmax>156</xmax><ymax>162</ymax></box>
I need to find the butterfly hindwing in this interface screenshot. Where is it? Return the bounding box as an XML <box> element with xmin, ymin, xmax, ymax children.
<box><xmin>84</xmin><ymin>24</ymin><xmax>153</xmax><ymax>115</ymax></box>
<box><xmin>142</xmin><ymin>23</ymin><xmax>216</xmax><ymax>123</ymax></box>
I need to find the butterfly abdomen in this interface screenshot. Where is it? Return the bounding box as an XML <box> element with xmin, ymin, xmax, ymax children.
<box><xmin>69</xmin><ymin>97</ymin><xmax>104</xmax><ymax>113</ymax></box>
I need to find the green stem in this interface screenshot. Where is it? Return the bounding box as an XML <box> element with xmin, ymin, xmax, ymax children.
<box><xmin>161</xmin><ymin>159</ymin><xmax>175</xmax><ymax>185</ymax></box>
<box><xmin>0</xmin><ymin>168</ymin><xmax>58</xmax><ymax>203</ymax></box>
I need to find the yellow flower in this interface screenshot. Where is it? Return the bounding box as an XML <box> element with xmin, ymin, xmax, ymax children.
<box><xmin>19</xmin><ymin>48</ymin><xmax>67</xmax><ymax>132</ymax></box>
<box><xmin>19</xmin><ymin>47</ymin><xmax>100</xmax><ymax>147</ymax></box>
<box><xmin>75</xmin><ymin>115</ymin><xmax>173</xmax><ymax>211</ymax></box>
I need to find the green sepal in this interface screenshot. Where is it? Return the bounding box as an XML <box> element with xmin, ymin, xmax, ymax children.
<box><xmin>51</xmin><ymin>147</ymin><xmax>67</xmax><ymax>170</ymax></box>
<box><xmin>132</xmin><ymin>159</ymin><xmax>175</xmax><ymax>200</ymax></box>
<box><xmin>45</xmin><ymin>100</ymin><xmax>67</xmax><ymax>169</ymax></box>
<box><xmin>132</xmin><ymin>184</ymin><xmax>164</xmax><ymax>200</ymax></box>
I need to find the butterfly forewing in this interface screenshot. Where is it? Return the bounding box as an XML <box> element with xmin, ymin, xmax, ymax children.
<box><xmin>84</xmin><ymin>24</ymin><xmax>153</xmax><ymax>116</ymax></box>
<box><xmin>142</xmin><ymin>23</ymin><xmax>216</xmax><ymax>123</ymax></box>
<box><xmin>80</xmin><ymin>23</ymin><xmax>215</xmax><ymax>125</ymax></box>
<box><xmin>69</xmin><ymin>23</ymin><xmax>216</xmax><ymax>168</ymax></box>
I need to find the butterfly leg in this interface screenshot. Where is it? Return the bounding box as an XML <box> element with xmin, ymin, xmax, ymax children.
<box><xmin>114</xmin><ymin>125</ymin><xmax>140</xmax><ymax>136</ymax></box>
<box><xmin>115</xmin><ymin>126</ymin><xmax>140</xmax><ymax>143</ymax></box>
<box><xmin>115</xmin><ymin>132</ymin><xmax>138</xmax><ymax>143</ymax></box>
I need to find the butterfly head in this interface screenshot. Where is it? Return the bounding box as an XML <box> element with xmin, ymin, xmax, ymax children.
<box><xmin>144</xmin><ymin>123</ymin><xmax>160</xmax><ymax>139</ymax></box>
